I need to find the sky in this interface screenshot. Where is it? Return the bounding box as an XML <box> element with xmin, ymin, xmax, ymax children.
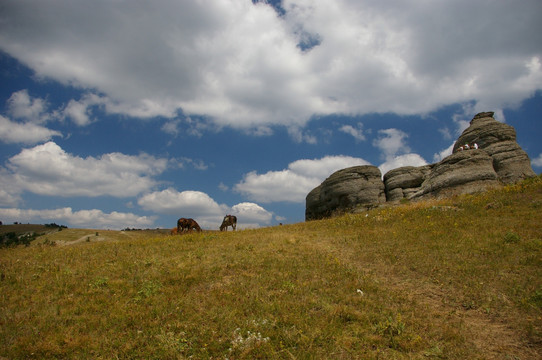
<box><xmin>0</xmin><ymin>0</ymin><xmax>541</xmax><ymax>230</ymax></box>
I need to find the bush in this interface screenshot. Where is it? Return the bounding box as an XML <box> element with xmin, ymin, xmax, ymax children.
<box><xmin>0</xmin><ymin>232</ymin><xmax>38</xmax><ymax>247</ymax></box>
<box><xmin>45</xmin><ymin>223</ymin><xmax>68</xmax><ymax>229</ymax></box>
<box><xmin>503</xmin><ymin>231</ymin><xmax>521</xmax><ymax>244</ymax></box>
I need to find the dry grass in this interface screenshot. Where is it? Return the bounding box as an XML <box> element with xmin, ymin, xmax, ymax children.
<box><xmin>1</xmin><ymin>176</ymin><xmax>541</xmax><ymax>359</ymax></box>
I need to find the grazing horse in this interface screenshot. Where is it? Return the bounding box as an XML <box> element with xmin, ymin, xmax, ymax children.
<box><xmin>177</xmin><ymin>218</ymin><xmax>202</xmax><ymax>233</ymax></box>
<box><xmin>170</xmin><ymin>227</ymin><xmax>178</xmax><ymax>235</ymax></box>
<box><xmin>220</xmin><ymin>215</ymin><xmax>237</xmax><ymax>231</ymax></box>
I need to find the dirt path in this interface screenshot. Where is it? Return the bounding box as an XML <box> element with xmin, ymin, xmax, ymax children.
<box><xmin>57</xmin><ymin>233</ymin><xmax>112</xmax><ymax>246</ymax></box>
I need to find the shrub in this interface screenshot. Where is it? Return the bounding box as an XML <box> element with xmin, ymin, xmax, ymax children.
<box><xmin>503</xmin><ymin>231</ymin><xmax>521</xmax><ymax>244</ymax></box>
<box><xmin>0</xmin><ymin>231</ymin><xmax>38</xmax><ymax>247</ymax></box>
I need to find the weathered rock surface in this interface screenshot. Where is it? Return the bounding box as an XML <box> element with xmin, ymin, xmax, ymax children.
<box><xmin>384</xmin><ymin>165</ymin><xmax>433</xmax><ymax>202</ymax></box>
<box><xmin>412</xmin><ymin>150</ymin><xmax>499</xmax><ymax>199</ymax></box>
<box><xmin>454</xmin><ymin>111</ymin><xmax>536</xmax><ymax>184</ymax></box>
<box><xmin>306</xmin><ymin>112</ymin><xmax>537</xmax><ymax>220</ymax></box>
<box><xmin>305</xmin><ymin>166</ymin><xmax>385</xmax><ymax>220</ymax></box>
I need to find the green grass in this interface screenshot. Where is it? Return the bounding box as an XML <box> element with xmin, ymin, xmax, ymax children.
<box><xmin>1</xmin><ymin>176</ymin><xmax>541</xmax><ymax>359</ymax></box>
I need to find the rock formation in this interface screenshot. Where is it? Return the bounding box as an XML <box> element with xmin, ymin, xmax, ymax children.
<box><xmin>306</xmin><ymin>112</ymin><xmax>537</xmax><ymax>221</ymax></box>
<box><xmin>454</xmin><ymin>112</ymin><xmax>536</xmax><ymax>184</ymax></box>
<box><xmin>305</xmin><ymin>166</ymin><xmax>385</xmax><ymax>221</ymax></box>
<box><xmin>384</xmin><ymin>165</ymin><xmax>432</xmax><ymax>202</ymax></box>
<box><xmin>408</xmin><ymin>150</ymin><xmax>499</xmax><ymax>200</ymax></box>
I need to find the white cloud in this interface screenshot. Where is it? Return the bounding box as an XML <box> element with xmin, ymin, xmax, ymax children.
<box><xmin>161</xmin><ymin>119</ymin><xmax>181</xmax><ymax>137</ymax></box>
<box><xmin>0</xmin><ymin>1</ymin><xmax>540</xmax><ymax>131</ymax></box>
<box><xmin>0</xmin><ymin>115</ymin><xmax>62</xmax><ymax>144</ymax></box>
<box><xmin>339</xmin><ymin>123</ymin><xmax>366</xmax><ymax>142</ymax></box>
<box><xmin>137</xmin><ymin>188</ymin><xmax>273</xmax><ymax>229</ymax></box>
<box><xmin>6</xmin><ymin>141</ymin><xmax>167</xmax><ymax>197</ymax></box>
<box><xmin>288</xmin><ymin>127</ymin><xmax>318</xmax><ymax>144</ymax></box>
<box><xmin>7</xmin><ymin>90</ymin><xmax>51</xmax><ymax>123</ymax></box>
<box><xmin>231</xmin><ymin>202</ymin><xmax>273</xmax><ymax>228</ymax></box>
<box><xmin>0</xmin><ymin>189</ymin><xmax>20</xmax><ymax>208</ymax></box>
<box><xmin>433</xmin><ymin>143</ymin><xmax>455</xmax><ymax>163</ymax></box>
<box><xmin>0</xmin><ymin>207</ymin><xmax>155</xmax><ymax>229</ymax></box>
<box><xmin>0</xmin><ymin>167</ymin><xmax>21</xmax><ymax>206</ymax></box>
<box><xmin>378</xmin><ymin>153</ymin><xmax>428</xmax><ymax>177</ymax></box>
<box><xmin>234</xmin><ymin>155</ymin><xmax>370</xmax><ymax>203</ymax></box>
<box><xmin>372</xmin><ymin>127</ymin><xmax>428</xmax><ymax>175</ymax></box>
<box><xmin>61</xmin><ymin>93</ymin><xmax>105</xmax><ymax>126</ymax></box>
<box><xmin>532</xmin><ymin>153</ymin><xmax>542</xmax><ymax>168</ymax></box>
<box><xmin>373</xmin><ymin>128</ymin><xmax>410</xmax><ymax>160</ymax></box>
<box><xmin>438</xmin><ymin>127</ymin><xmax>452</xmax><ymax>140</ymax></box>
<box><xmin>0</xmin><ymin>91</ymin><xmax>62</xmax><ymax>144</ymax></box>
<box><xmin>138</xmin><ymin>189</ymin><xmax>226</xmax><ymax>217</ymax></box>
<box><xmin>235</xmin><ymin>170</ymin><xmax>316</xmax><ymax>203</ymax></box>
<box><xmin>168</xmin><ymin>157</ymin><xmax>209</xmax><ymax>171</ymax></box>
<box><xmin>63</xmin><ymin>99</ymin><xmax>92</xmax><ymax>126</ymax></box>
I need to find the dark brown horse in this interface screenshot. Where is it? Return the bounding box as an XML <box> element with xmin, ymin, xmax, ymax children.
<box><xmin>220</xmin><ymin>215</ymin><xmax>237</xmax><ymax>231</ymax></box>
<box><xmin>177</xmin><ymin>218</ymin><xmax>202</xmax><ymax>233</ymax></box>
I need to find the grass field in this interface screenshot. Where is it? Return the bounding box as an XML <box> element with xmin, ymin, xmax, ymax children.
<box><xmin>1</xmin><ymin>176</ymin><xmax>541</xmax><ymax>359</ymax></box>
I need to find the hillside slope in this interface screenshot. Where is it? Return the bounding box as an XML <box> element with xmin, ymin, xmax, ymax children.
<box><xmin>1</xmin><ymin>176</ymin><xmax>541</xmax><ymax>359</ymax></box>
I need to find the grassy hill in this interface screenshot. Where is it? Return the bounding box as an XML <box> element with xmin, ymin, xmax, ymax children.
<box><xmin>0</xmin><ymin>223</ymin><xmax>52</xmax><ymax>235</ymax></box>
<box><xmin>1</xmin><ymin>177</ymin><xmax>541</xmax><ymax>359</ymax></box>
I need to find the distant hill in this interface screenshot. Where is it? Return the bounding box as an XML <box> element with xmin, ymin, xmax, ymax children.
<box><xmin>0</xmin><ymin>223</ymin><xmax>66</xmax><ymax>247</ymax></box>
<box><xmin>0</xmin><ymin>223</ymin><xmax>56</xmax><ymax>236</ymax></box>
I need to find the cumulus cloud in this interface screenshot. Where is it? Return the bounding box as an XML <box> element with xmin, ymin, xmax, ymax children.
<box><xmin>231</xmin><ymin>202</ymin><xmax>273</xmax><ymax>228</ymax></box>
<box><xmin>138</xmin><ymin>189</ymin><xmax>226</xmax><ymax>217</ymax></box>
<box><xmin>167</xmin><ymin>157</ymin><xmax>209</xmax><ymax>171</ymax></box>
<box><xmin>0</xmin><ymin>90</ymin><xmax>62</xmax><ymax>144</ymax></box>
<box><xmin>0</xmin><ymin>115</ymin><xmax>62</xmax><ymax>144</ymax></box>
<box><xmin>137</xmin><ymin>188</ymin><xmax>272</xmax><ymax>229</ymax></box>
<box><xmin>438</xmin><ymin>127</ymin><xmax>452</xmax><ymax>140</ymax></box>
<box><xmin>0</xmin><ymin>207</ymin><xmax>155</xmax><ymax>229</ymax></box>
<box><xmin>378</xmin><ymin>154</ymin><xmax>428</xmax><ymax>177</ymax></box>
<box><xmin>288</xmin><ymin>127</ymin><xmax>318</xmax><ymax>144</ymax></box>
<box><xmin>234</xmin><ymin>155</ymin><xmax>369</xmax><ymax>203</ymax></box>
<box><xmin>532</xmin><ymin>153</ymin><xmax>542</xmax><ymax>168</ymax></box>
<box><xmin>339</xmin><ymin>123</ymin><xmax>366</xmax><ymax>142</ymax></box>
<box><xmin>372</xmin><ymin>128</ymin><xmax>429</xmax><ymax>175</ymax></box>
<box><xmin>161</xmin><ymin>119</ymin><xmax>181</xmax><ymax>137</ymax></box>
<box><xmin>373</xmin><ymin>128</ymin><xmax>410</xmax><ymax>160</ymax></box>
<box><xmin>7</xmin><ymin>90</ymin><xmax>51</xmax><ymax>123</ymax></box>
<box><xmin>0</xmin><ymin>0</ymin><xmax>540</xmax><ymax>132</ymax></box>
<box><xmin>61</xmin><ymin>93</ymin><xmax>106</xmax><ymax>126</ymax></box>
<box><xmin>6</xmin><ymin>141</ymin><xmax>167</xmax><ymax>197</ymax></box>
<box><xmin>0</xmin><ymin>167</ymin><xmax>21</xmax><ymax>207</ymax></box>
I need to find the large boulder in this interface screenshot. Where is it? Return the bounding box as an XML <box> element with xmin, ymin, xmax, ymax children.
<box><xmin>305</xmin><ymin>165</ymin><xmax>385</xmax><ymax>220</ymax></box>
<box><xmin>384</xmin><ymin>165</ymin><xmax>433</xmax><ymax>202</ymax></box>
<box><xmin>305</xmin><ymin>185</ymin><xmax>325</xmax><ymax>220</ymax></box>
<box><xmin>486</xmin><ymin>141</ymin><xmax>536</xmax><ymax>183</ymax></box>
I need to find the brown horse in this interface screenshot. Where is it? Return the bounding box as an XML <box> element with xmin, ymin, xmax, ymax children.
<box><xmin>177</xmin><ymin>217</ymin><xmax>202</xmax><ymax>233</ymax></box>
<box><xmin>220</xmin><ymin>215</ymin><xmax>237</xmax><ymax>231</ymax></box>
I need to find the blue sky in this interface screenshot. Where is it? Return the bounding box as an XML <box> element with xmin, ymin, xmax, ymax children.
<box><xmin>0</xmin><ymin>0</ymin><xmax>541</xmax><ymax>230</ymax></box>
